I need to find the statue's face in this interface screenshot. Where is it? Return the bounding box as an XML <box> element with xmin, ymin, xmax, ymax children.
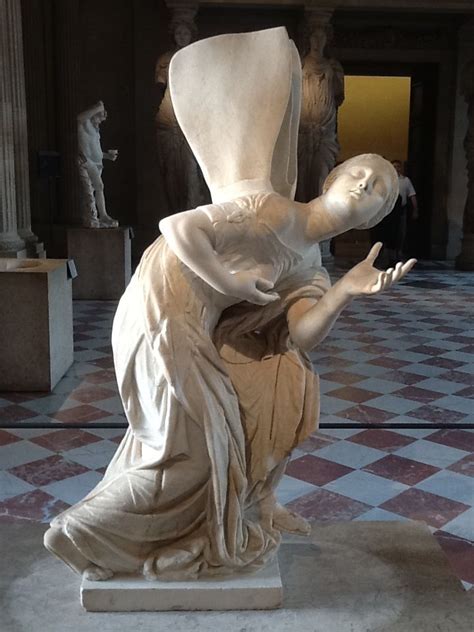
<box><xmin>324</xmin><ymin>162</ymin><xmax>392</xmax><ymax>231</ymax></box>
<box><xmin>309</xmin><ymin>28</ymin><xmax>327</xmax><ymax>54</ymax></box>
<box><xmin>174</xmin><ymin>24</ymin><xmax>192</xmax><ymax>48</ymax></box>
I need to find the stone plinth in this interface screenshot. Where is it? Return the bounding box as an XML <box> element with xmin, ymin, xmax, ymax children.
<box><xmin>67</xmin><ymin>227</ymin><xmax>132</xmax><ymax>300</ymax></box>
<box><xmin>2</xmin><ymin>521</ymin><xmax>472</xmax><ymax>631</ymax></box>
<box><xmin>81</xmin><ymin>558</ymin><xmax>282</xmax><ymax>612</ymax></box>
<box><xmin>0</xmin><ymin>258</ymin><xmax>73</xmax><ymax>391</ymax></box>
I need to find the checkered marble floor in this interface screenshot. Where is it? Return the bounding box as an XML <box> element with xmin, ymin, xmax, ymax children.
<box><xmin>0</xmin><ymin>267</ymin><xmax>473</xmax><ymax>589</ymax></box>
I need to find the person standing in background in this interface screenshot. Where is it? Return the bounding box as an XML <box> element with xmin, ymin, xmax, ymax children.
<box><xmin>391</xmin><ymin>159</ymin><xmax>419</xmax><ymax>261</ymax></box>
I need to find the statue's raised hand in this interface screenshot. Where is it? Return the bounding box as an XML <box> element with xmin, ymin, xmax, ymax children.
<box><xmin>229</xmin><ymin>271</ymin><xmax>280</xmax><ymax>306</ymax></box>
<box><xmin>341</xmin><ymin>242</ymin><xmax>416</xmax><ymax>297</ymax></box>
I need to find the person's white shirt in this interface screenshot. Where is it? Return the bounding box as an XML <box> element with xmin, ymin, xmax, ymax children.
<box><xmin>398</xmin><ymin>175</ymin><xmax>416</xmax><ymax>207</ymax></box>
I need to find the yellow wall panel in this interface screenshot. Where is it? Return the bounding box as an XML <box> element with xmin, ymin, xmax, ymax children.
<box><xmin>338</xmin><ymin>76</ymin><xmax>411</xmax><ymax>163</ymax></box>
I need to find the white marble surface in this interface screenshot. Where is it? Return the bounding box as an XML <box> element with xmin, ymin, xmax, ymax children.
<box><xmin>81</xmin><ymin>558</ymin><xmax>282</xmax><ymax>612</ymax></box>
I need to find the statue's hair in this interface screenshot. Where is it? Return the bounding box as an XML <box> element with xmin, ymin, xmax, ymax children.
<box><xmin>322</xmin><ymin>153</ymin><xmax>399</xmax><ymax>230</ymax></box>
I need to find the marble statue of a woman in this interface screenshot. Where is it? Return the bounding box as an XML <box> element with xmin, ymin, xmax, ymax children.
<box><xmin>44</xmin><ymin>29</ymin><xmax>415</xmax><ymax>582</ymax></box>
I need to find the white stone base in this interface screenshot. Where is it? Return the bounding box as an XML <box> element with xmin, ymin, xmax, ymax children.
<box><xmin>81</xmin><ymin>558</ymin><xmax>283</xmax><ymax>612</ymax></box>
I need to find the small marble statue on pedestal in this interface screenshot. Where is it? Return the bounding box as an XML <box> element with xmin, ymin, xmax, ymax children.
<box><xmin>77</xmin><ymin>101</ymin><xmax>119</xmax><ymax>228</ymax></box>
<box><xmin>44</xmin><ymin>28</ymin><xmax>416</xmax><ymax>604</ymax></box>
<box><xmin>155</xmin><ymin>9</ymin><xmax>209</xmax><ymax>213</ymax></box>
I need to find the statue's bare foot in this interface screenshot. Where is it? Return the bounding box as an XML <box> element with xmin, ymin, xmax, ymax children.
<box><xmin>273</xmin><ymin>503</ymin><xmax>311</xmax><ymax>535</ymax></box>
<box><xmin>83</xmin><ymin>564</ymin><xmax>114</xmax><ymax>581</ymax></box>
<box><xmin>98</xmin><ymin>214</ymin><xmax>119</xmax><ymax>228</ymax></box>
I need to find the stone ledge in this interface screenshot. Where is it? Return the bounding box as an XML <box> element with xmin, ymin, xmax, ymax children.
<box><xmin>81</xmin><ymin>558</ymin><xmax>283</xmax><ymax>612</ymax></box>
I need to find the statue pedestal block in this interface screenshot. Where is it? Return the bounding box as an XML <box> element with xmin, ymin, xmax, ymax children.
<box><xmin>67</xmin><ymin>227</ymin><xmax>132</xmax><ymax>300</ymax></box>
<box><xmin>0</xmin><ymin>259</ymin><xmax>73</xmax><ymax>391</ymax></box>
<box><xmin>81</xmin><ymin>558</ymin><xmax>282</xmax><ymax>612</ymax></box>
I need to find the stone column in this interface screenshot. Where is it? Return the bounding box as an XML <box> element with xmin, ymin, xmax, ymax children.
<box><xmin>8</xmin><ymin>0</ymin><xmax>43</xmax><ymax>256</ymax></box>
<box><xmin>54</xmin><ymin>0</ymin><xmax>82</xmax><ymax>225</ymax></box>
<box><xmin>0</xmin><ymin>0</ymin><xmax>26</xmax><ymax>257</ymax></box>
<box><xmin>456</xmin><ymin>21</ymin><xmax>474</xmax><ymax>271</ymax></box>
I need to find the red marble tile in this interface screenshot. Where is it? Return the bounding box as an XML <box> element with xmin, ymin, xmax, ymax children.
<box><xmin>426</xmin><ymin>429</ymin><xmax>474</xmax><ymax>452</ymax></box>
<box><xmin>432</xmin><ymin>326</ymin><xmax>463</xmax><ymax>334</ymax></box>
<box><xmin>0</xmin><ymin>429</ymin><xmax>22</xmax><ymax>446</ymax></box>
<box><xmin>74</xmin><ymin>324</ymin><xmax>100</xmax><ymax>333</ymax></box>
<box><xmin>406</xmin><ymin>405</ymin><xmax>467</xmax><ymax>424</ymax></box>
<box><xmin>50</xmin><ymin>404</ymin><xmax>113</xmax><ymax>424</ymax></box>
<box><xmin>89</xmin><ymin>357</ymin><xmax>115</xmax><ymax>369</ymax></box>
<box><xmin>359</xmin><ymin>344</ymin><xmax>392</xmax><ymax>355</ymax></box>
<box><xmin>110</xmin><ymin>433</ymin><xmax>125</xmax><ymax>444</ymax></box>
<box><xmin>382</xmin><ymin>370</ymin><xmax>425</xmax><ymax>385</ymax></box>
<box><xmin>348</xmin><ymin>429</ymin><xmax>415</xmax><ymax>452</ymax></box>
<box><xmin>460</xmin><ymin>344</ymin><xmax>474</xmax><ymax>354</ymax></box>
<box><xmin>363</xmin><ymin>454</ymin><xmax>440</xmax><ymax>485</ymax></box>
<box><xmin>0</xmin><ymin>489</ymin><xmax>69</xmax><ymax>523</ymax></box>
<box><xmin>353</xmin><ymin>334</ymin><xmax>385</xmax><ymax>344</ymax></box>
<box><xmin>447</xmin><ymin>335</ymin><xmax>474</xmax><ymax>344</ymax></box>
<box><xmin>434</xmin><ymin>531</ymin><xmax>474</xmax><ymax>585</ymax></box>
<box><xmin>326</xmin><ymin>386</ymin><xmax>378</xmax><ymax>404</ymax></box>
<box><xmin>393</xmin><ymin>386</ymin><xmax>443</xmax><ymax>403</ymax></box>
<box><xmin>286</xmin><ymin>455</ymin><xmax>353</xmax><ymax>486</ymax></box>
<box><xmin>295</xmin><ymin>434</ymin><xmax>336</xmax><ymax>453</ymax></box>
<box><xmin>0</xmin><ymin>405</ymin><xmax>38</xmax><ymax>422</ymax></box>
<box><xmin>380</xmin><ymin>488</ymin><xmax>470</xmax><ymax>529</ymax></box>
<box><xmin>369</xmin><ymin>357</ymin><xmax>411</xmax><ymax>369</ymax></box>
<box><xmin>286</xmin><ymin>488</ymin><xmax>371</xmax><ymax>521</ymax></box>
<box><xmin>82</xmin><ymin>369</ymin><xmax>117</xmax><ymax>385</ymax></box>
<box><xmin>0</xmin><ymin>392</ymin><xmax>47</xmax><ymax>403</ymax></box>
<box><xmin>448</xmin><ymin>454</ymin><xmax>474</xmax><ymax>478</ymax></box>
<box><xmin>438</xmin><ymin>370</ymin><xmax>474</xmax><ymax>386</ymax></box>
<box><xmin>407</xmin><ymin>345</ymin><xmax>448</xmax><ymax>356</ymax></box>
<box><xmin>455</xmin><ymin>386</ymin><xmax>474</xmax><ymax>399</ymax></box>
<box><xmin>31</xmin><ymin>429</ymin><xmax>101</xmax><ymax>452</ymax></box>
<box><xmin>9</xmin><ymin>454</ymin><xmax>89</xmax><ymax>486</ymax></box>
<box><xmin>336</xmin><ymin>404</ymin><xmax>396</xmax><ymax>424</ymax></box>
<box><xmin>319</xmin><ymin>370</ymin><xmax>364</xmax><ymax>385</ymax></box>
<box><xmin>420</xmin><ymin>357</ymin><xmax>465</xmax><ymax>369</ymax></box>
<box><xmin>69</xmin><ymin>386</ymin><xmax>117</xmax><ymax>404</ymax></box>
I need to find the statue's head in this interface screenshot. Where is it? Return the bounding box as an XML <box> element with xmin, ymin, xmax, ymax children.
<box><xmin>92</xmin><ymin>109</ymin><xmax>107</xmax><ymax>128</ymax></box>
<box><xmin>170</xmin><ymin>10</ymin><xmax>197</xmax><ymax>49</ymax></box>
<box><xmin>309</xmin><ymin>26</ymin><xmax>327</xmax><ymax>55</ymax></box>
<box><xmin>322</xmin><ymin>154</ymin><xmax>399</xmax><ymax>231</ymax></box>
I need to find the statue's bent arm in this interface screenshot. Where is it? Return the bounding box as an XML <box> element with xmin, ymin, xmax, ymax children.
<box><xmin>286</xmin><ymin>282</ymin><xmax>352</xmax><ymax>353</ymax></box>
<box><xmin>77</xmin><ymin>102</ymin><xmax>104</xmax><ymax>123</ymax></box>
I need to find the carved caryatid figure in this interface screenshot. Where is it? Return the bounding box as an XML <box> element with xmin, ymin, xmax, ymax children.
<box><xmin>155</xmin><ymin>11</ymin><xmax>209</xmax><ymax>213</ymax></box>
<box><xmin>44</xmin><ymin>28</ymin><xmax>415</xmax><ymax>583</ymax></box>
<box><xmin>77</xmin><ymin>101</ymin><xmax>119</xmax><ymax>228</ymax></box>
<box><xmin>296</xmin><ymin>19</ymin><xmax>344</xmax><ymax>203</ymax></box>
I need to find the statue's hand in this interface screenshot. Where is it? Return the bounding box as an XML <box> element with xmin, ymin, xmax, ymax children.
<box><xmin>229</xmin><ymin>271</ymin><xmax>280</xmax><ymax>306</ymax></box>
<box><xmin>341</xmin><ymin>242</ymin><xmax>416</xmax><ymax>297</ymax></box>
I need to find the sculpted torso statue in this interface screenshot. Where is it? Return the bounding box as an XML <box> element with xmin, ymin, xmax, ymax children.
<box><xmin>155</xmin><ymin>20</ymin><xmax>209</xmax><ymax>212</ymax></box>
<box><xmin>77</xmin><ymin>101</ymin><xmax>119</xmax><ymax>228</ymax></box>
<box><xmin>296</xmin><ymin>25</ymin><xmax>344</xmax><ymax>203</ymax></box>
<box><xmin>45</xmin><ymin>29</ymin><xmax>415</xmax><ymax>583</ymax></box>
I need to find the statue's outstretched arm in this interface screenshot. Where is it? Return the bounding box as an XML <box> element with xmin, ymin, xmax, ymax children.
<box><xmin>159</xmin><ymin>210</ymin><xmax>279</xmax><ymax>305</ymax></box>
<box><xmin>288</xmin><ymin>243</ymin><xmax>416</xmax><ymax>352</ymax></box>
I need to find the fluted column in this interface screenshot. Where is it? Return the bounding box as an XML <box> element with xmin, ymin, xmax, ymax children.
<box><xmin>55</xmin><ymin>0</ymin><xmax>82</xmax><ymax>224</ymax></box>
<box><xmin>456</xmin><ymin>20</ymin><xmax>474</xmax><ymax>271</ymax></box>
<box><xmin>8</xmin><ymin>0</ymin><xmax>41</xmax><ymax>254</ymax></box>
<box><xmin>0</xmin><ymin>0</ymin><xmax>26</xmax><ymax>257</ymax></box>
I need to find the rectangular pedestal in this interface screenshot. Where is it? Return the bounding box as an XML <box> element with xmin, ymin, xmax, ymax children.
<box><xmin>67</xmin><ymin>227</ymin><xmax>132</xmax><ymax>300</ymax></box>
<box><xmin>0</xmin><ymin>259</ymin><xmax>73</xmax><ymax>391</ymax></box>
<box><xmin>81</xmin><ymin>558</ymin><xmax>283</xmax><ymax>612</ymax></box>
